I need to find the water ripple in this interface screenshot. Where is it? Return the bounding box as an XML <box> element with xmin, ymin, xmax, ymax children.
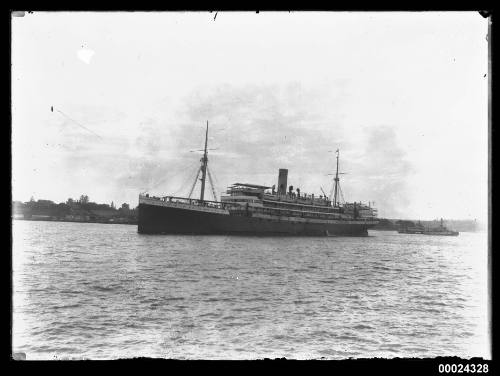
<box><xmin>12</xmin><ymin>221</ymin><xmax>489</xmax><ymax>360</ymax></box>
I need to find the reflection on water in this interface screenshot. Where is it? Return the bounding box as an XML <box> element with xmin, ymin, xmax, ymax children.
<box><xmin>12</xmin><ymin>220</ymin><xmax>490</xmax><ymax>359</ymax></box>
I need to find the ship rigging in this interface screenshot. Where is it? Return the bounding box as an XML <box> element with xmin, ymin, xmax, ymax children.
<box><xmin>183</xmin><ymin>122</ymin><xmax>350</xmax><ymax>211</ymax></box>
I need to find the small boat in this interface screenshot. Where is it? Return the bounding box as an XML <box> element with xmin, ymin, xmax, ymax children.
<box><xmin>398</xmin><ymin>218</ymin><xmax>459</xmax><ymax>236</ymax></box>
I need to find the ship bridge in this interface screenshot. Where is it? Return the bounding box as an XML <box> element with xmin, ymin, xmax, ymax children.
<box><xmin>221</xmin><ymin>183</ymin><xmax>269</xmax><ymax>207</ymax></box>
<box><xmin>225</xmin><ymin>183</ymin><xmax>270</xmax><ymax>197</ymax></box>
<box><xmin>229</xmin><ymin>183</ymin><xmax>271</xmax><ymax>190</ymax></box>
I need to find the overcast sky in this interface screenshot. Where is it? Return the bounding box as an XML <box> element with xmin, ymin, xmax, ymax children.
<box><xmin>11</xmin><ymin>12</ymin><xmax>488</xmax><ymax>220</ymax></box>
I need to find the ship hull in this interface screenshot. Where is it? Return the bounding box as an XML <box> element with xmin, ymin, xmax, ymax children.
<box><xmin>138</xmin><ymin>202</ymin><xmax>376</xmax><ymax>236</ymax></box>
<box><xmin>423</xmin><ymin>232</ymin><xmax>459</xmax><ymax>236</ymax></box>
<box><xmin>398</xmin><ymin>230</ymin><xmax>459</xmax><ymax>236</ymax></box>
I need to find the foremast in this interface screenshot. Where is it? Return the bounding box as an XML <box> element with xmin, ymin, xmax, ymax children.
<box><xmin>187</xmin><ymin>121</ymin><xmax>217</xmax><ymax>202</ymax></box>
<box><xmin>200</xmin><ymin>121</ymin><xmax>209</xmax><ymax>202</ymax></box>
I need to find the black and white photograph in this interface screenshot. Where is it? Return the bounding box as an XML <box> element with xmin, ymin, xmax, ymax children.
<box><xmin>11</xmin><ymin>11</ymin><xmax>490</xmax><ymax>361</ymax></box>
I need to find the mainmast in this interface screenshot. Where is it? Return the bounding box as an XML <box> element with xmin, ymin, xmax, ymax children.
<box><xmin>333</xmin><ymin>149</ymin><xmax>340</xmax><ymax>207</ymax></box>
<box><xmin>199</xmin><ymin>121</ymin><xmax>209</xmax><ymax>201</ymax></box>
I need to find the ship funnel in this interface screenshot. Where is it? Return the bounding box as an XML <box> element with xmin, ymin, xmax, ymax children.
<box><xmin>278</xmin><ymin>169</ymin><xmax>288</xmax><ymax>195</ymax></box>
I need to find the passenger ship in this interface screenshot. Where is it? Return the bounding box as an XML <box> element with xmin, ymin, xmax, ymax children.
<box><xmin>138</xmin><ymin>122</ymin><xmax>378</xmax><ymax>236</ymax></box>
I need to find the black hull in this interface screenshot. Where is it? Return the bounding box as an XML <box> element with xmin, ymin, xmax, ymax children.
<box><xmin>398</xmin><ymin>230</ymin><xmax>459</xmax><ymax>236</ymax></box>
<box><xmin>138</xmin><ymin>203</ymin><xmax>375</xmax><ymax>236</ymax></box>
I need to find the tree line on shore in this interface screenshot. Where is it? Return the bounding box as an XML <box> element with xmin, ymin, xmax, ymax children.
<box><xmin>12</xmin><ymin>195</ymin><xmax>138</xmax><ymax>224</ymax></box>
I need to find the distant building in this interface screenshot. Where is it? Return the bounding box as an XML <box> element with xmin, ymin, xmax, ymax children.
<box><xmin>12</xmin><ymin>201</ymin><xmax>25</xmax><ymax>214</ymax></box>
<box><xmin>121</xmin><ymin>203</ymin><xmax>130</xmax><ymax>211</ymax></box>
<box><xmin>37</xmin><ymin>199</ymin><xmax>55</xmax><ymax>206</ymax></box>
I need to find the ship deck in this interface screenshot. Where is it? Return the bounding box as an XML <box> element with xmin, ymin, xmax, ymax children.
<box><xmin>139</xmin><ymin>195</ymin><xmax>378</xmax><ymax>224</ymax></box>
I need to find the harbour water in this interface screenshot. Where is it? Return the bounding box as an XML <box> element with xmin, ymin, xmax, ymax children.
<box><xmin>12</xmin><ymin>220</ymin><xmax>490</xmax><ymax>360</ymax></box>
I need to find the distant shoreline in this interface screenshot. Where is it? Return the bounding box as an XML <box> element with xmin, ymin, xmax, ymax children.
<box><xmin>12</xmin><ymin>218</ymin><xmax>137</xmax><ymax>226</ymax></box>
<box><xmin>11</xmin><ymin>218</ymin><xmax>484</xmax><ymax>233</ymax></box>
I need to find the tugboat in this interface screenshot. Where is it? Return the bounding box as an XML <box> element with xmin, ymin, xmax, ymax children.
<box><xmin>138</xmin><ymin>121</ymin><xmax>379</xmax><ymax>236</ymax></box>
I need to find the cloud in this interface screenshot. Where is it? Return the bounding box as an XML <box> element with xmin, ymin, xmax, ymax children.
<box><xmin>341</xmin><ymin>126</ymin><xmax>415</xmax><ymax>218</ymax></box>
<box><xmin>168</xmin><ymin>82</ymin><xmax>352</xmax><ymax>195</ymax></box>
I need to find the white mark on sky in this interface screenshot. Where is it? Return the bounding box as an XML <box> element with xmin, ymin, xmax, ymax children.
<box><xmin>77</xmin><ymin>48</ymin><xmax>95</xmax><ymax>64</ymax></box>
